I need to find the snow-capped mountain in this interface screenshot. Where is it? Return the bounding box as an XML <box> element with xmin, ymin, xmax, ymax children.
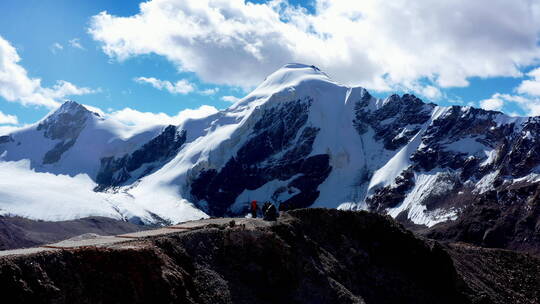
<box><xmin>0</xmin><ymin>101</ymin><xmax>205</xmax><ymax>224</ymax></box>
<box><xmin>0</xmin><ymin>101</ymin><xmax>164</xmax><ymax>177</ymax></box>
<box><xmin>1</xmin><ymin>64</ymin><xmax>538</xmax><ymax>239</ymax></box>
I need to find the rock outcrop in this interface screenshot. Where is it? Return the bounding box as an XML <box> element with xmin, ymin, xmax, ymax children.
<box><xmin>0</xmin><ymin>209</ymin><xmax>537</xmax><ymax>304</ymax></box>
<box><xmin>95</xmin><ymin>125</ymin><xmax>187</xmax><ymax>189</ymax></box>
<box><xmin>418</xmin><ymin>182</ymin><xmax>540</xmax><ymax>255</ymax></box>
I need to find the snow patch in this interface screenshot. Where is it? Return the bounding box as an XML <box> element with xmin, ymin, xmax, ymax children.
<box><xmin>230</xmin><ymin>175</ymin><xmax>302</xmax><ymax>214</ymax></box>
<box><xmin>387</xmin><ymin>172</ymin><xmax>458</xmax><ymax>227</ymax></box>
<box><xmin>475</xmin><ymin>170</ymin><xmax>500</xmax><ymax>194</ymax></box>
<box><xmin>443</xmin><ymin>137</ymin><xmax>488</xmax><ymax>156</ymax></box>
<box><xmin>0</xmin><ymin>160</ymin><xmax>206</xmax><ymax>224</ymax></box>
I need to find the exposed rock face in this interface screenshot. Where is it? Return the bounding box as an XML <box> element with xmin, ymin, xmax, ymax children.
<box><xmin>190</xmin><ymin>99</ymin><xmax>331</xmax><ymax>216</ymax></box>
<box><xmin>0</xmin><ymin>135</ymin><xmax>12</xmax><ymax>144</ymax></box>
<box><xmin>351</xmin><ymin>95</ymin><xmax>540</xmax><ymax>253</ymax></box>
<box><xmin>36</xmin><ymin>101</ymin><xmax>98</xmax><ymax>165</ymax></box>
<box><xmin>43</xmin><ymin>139</ymin><xmax>77</xmax><ymax>164</ymax></box>
<box><xmin>37</xmin><ymin>101</ymin><xmax>97</xmax><ymax>141</ymax></box>
<box><xmin>420</xmin><ymin>182</ymin><xmax>540</xmax><ymax>255</ymax></box>
<box><xmin>95</xmin><ymin>125</ymin><xmax>187</xmax><ymax>189</ymax></box>
<box><xmin>366</xmin><ymin>167</ymin><xmax>415</xmax><ymax>213</ymax></box>
<box><xmin>354</xmin><ymin>93</ymin><xmax>435</xmax><ymax>150</ymax></box>
<box><xmin>351</xmin><ymin>93</ymin><xmax>540</xmax><ymax>241</ymax></box>
<box><xmin>0</xmin><ymin>209</ymin><xmax>537</xmax><ymax>304</ymax></box>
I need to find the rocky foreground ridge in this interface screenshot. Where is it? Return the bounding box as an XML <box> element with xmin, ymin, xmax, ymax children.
<box><xmin>0</xmin><ymin>209</ymin><xmax>538</xmax><ymax>304</ymax></box>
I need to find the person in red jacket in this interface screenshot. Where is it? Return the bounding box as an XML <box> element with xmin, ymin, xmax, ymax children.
<box><xmin>250</xmin><ymin>200</ymin><xmax>258</xmax><ymax>218</ymax></box>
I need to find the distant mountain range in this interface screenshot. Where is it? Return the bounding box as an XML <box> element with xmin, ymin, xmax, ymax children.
<box><xmin>1</xmin><ymin>63</ymin><xmax>538</xmax><ymax>252</ymax></box>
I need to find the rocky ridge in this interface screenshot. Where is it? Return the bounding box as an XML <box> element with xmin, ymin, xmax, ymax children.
<box><xmin>0</xmin><ymin>209</ymin><xmax>537</xmax><ymax>304</ymax></box>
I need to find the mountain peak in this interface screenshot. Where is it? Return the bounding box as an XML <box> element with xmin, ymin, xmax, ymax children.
<box><xmin>271</xmin><ymin>63</ymin><xmax>329</xmax><ymax>79</ymax></box>
<box><xmin>42</xmin><ymin>100</ymin><xmax>102</xmax><ymax>123</ymax></box>
<box><xmin>54</xmin><ymin>100</ymin><xmax>97</xmax><ymax>116</ymax></box>
<box><xmin>37</xmin><ymin>101</ymin><xmax>99</xmax><ymax>140</ymax></box>
<box><xmin>247</xmin><ymin>63</ymin><xmax>333</xmax><ymax>99</ymax></box>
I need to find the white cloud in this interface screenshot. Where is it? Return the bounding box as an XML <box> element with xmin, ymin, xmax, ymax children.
<box><xmin>498</xmin><ymin>93</ymin><xmax>540</xmax><ymax>116</ymax></box>
<box><xmin>199</xmin><ymin>87</ymin><xmax>219</xmax><ymax>95</ymax></box>
<box><xmin>109</xmin><ymin>105</ymin><xmax>218</xmax><ymax>128</ymax></box>
<box><xmin>418</xmin><ymin>85</ymin><xmax>442</xmax><ymax>100</ymax></box>
<box><xmin>50</xmin><ymin>42</ymin><xmax>63</xmax><ymax>54</ymax></box>
<box><xmin>89</xmin><ymin>0</ymin><xmax>540</xmax><ymax>92</ymax></box>
<box><xmin>517</xmin><ymin>67</ymin><xmax>540</xmax><ymax>96</ymax></box>
<box><xmin>0</xmin><ymin>110</ymin><xmax>18</xmax><ymax>125</ymax></box>
<box><xmin>221</xmin><ymin>95</ymin><xmax>241</xmax><ymax>103</ymax></box>
<box><xmin>478</xmin><ymin>92</ymin><xmax>540</xmax><ymax>116</ymax></box>
<box><xmin>40</xmin><ymin>80</ymin><xmax>98</xmax><ymax>100</ymax></box>
<box><xmin>68</xmin><ymin>38</ymin><xmax>85</xmax><ymax>50</ymax></box>
<box><xmin>81</xmin><ymin>104</ymin><xmax>106</xmax><ymax>117</ymax></box>
<box><xmin>0</xmin><ymin>36</ymin><xmax>97</xmax><ymax>108</ymax></box>
<box><xmin>134</xmin><ymin>77</ymin><xmax>220</xmax><ymax>96</ymax></box>
<box><xmin>479</xmin><ymin>95</ymin><xmax>505</xmax><ymax>111</ymax></box>
<box><xmin>0</xmin><ymin>124</ymin><xmax>23</xmax><ymax>136</ymax></box>
<box><xmin>391</xmin><ymin>82</ymin><xmax>443</xmax><ymax>100</ymax></box>
<box><xmin>134</xmin><ymin>76</ymin><xmax>195</xmax><ymax>94</ymax></box>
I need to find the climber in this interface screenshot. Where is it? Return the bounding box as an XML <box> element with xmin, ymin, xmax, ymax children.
<box><xmin>262</xmin><ymin>202</ymin><xmax>271</xmax><ymax>217</ymax></box>
<box><xmin>250</xmin><ymin>200</ymin><xmax>258</xmax><ymax>218</ymax></box>
<box><xmin>263</xmin><ymin>201</ymin><xmax>278</xmax><ymax>221</ymax></box>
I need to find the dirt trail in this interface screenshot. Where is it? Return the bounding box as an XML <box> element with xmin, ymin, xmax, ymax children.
<box><xmin>0</xmin><ymin>217</ymin><xmax>269</xmax><ymax>257</ymax></box>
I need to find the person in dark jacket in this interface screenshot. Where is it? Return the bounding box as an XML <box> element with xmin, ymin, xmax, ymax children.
<box><xmin>262</xmin><ymin>202</ymin><xmax>271</xmax><ymax>216</ymax></box>
<box><xmin>262</xmin><ymin>202</ymin><xmax>277</xmax><ymax>221</ymax></box>
<box><xmin>250</xmin><ymin>200</ymin><xmax>258</xmax><ymax>218</ymax></box>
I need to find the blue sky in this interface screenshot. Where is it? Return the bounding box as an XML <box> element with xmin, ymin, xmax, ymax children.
<box><xmin>1</xmin><ymin>0</ymin><xmax>540</xmax><ymax>132</ymax></box>
<box><xmin>0</xmin><ymin>0</ymin><xmax>240</xmax><ymax>126</ymax></box>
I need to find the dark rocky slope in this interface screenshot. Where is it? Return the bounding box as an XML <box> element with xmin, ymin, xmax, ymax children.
<box><xmin>447</xmin><ymin>242</ymin><xmax>539</xmax><ymax>304</ymax></box>
<box><xmin>0</xmin><ymin>209</ymin><xmax>537</xmax><ymax>304</ymax></box>
<box><xmin>190</xmin><ymin>98</ymin><xmax>331</xmax><ymax>216</ymax></box>
<box><xmin>405</xmin><ymin>182</ymin><xmax>540</xmax><ymax>255</ymax></box>
<box><xmin>0</xmin><ymin>216</ymin><xmax>147</xmax><ymax>250</ymax></box>
<box><xmin>96</xmin><ymin>125</ymin><xmax>187</xmax><ymax>190</ymax></box>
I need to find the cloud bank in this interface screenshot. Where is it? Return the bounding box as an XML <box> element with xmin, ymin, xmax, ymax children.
<box><xmin>134</xmin><ymin>76</ymin><xmax>195</xmax><ymax>94</ymax></box>
<box><xmin>108</xmin><ymin>105</ymin><xmax>218</xmax><ymax>129</ymax></box>
<box><xmin>0</xmin><ymin>110</ymin><xmax>18</xmax><ymax>125</ymax></box>
<box><xmin>518</xmin><ymin>68</ymin><xmax>540</xmax><ymax>97</ymax></box>
<box><xmin>89</xmin><ymin>0</ymin><xmax>540</xmax><ymax>95</ymax></box>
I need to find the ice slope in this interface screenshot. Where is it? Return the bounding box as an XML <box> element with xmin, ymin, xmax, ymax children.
<box><xmin>0</xmin><ymin>160</ymin><xmax>118</xmax><ymax>221</ymax></box>
<box><xmin>0</xmin><ymin>160</ymin><xmax>206</xmax><ymax>224</ymax></box>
